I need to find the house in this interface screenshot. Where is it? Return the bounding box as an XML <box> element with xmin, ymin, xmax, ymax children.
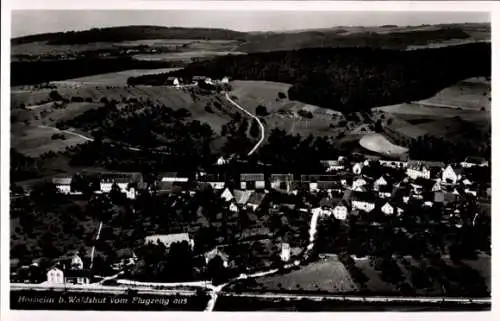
<box><xmin>204</xmin><ymin>247</ymin><xmax>230</xmax><ymax>267</ymax></box>
<box><xmin>192</xmin><ymin>76</ymin><xmax>207</xmax><ymax>85</ymax></box>
<box><xmin>373</xmin><ymin>175</ymin><xmax>389</xmax><ymax>191</ymax></box>
<box><xmin>71</xmin><ymin>253</ymin><xmax>84</xmax><ymax>270</ymax></box>
<box><xmin>350</xmin><ymin>191</ymin><xmax>376</xmax><ymax>212</ymax></box>
<box><xmin>220</xmin><ymin>187</ymin><xmax>234</xmax><ymax>202</ymax></box>
<box><xmin>381</xmin><ymin>202</ymin><xmax>394</xmax><ymax>215</ymax></box>
<box><xmin>300</xmin><ymin>174</ymin><xmax>338</xmax><ymax>192</ymax></box>
<box><xmin>460</xmin><ymin>156</ymin><xmax>488</xmax><ymax>168</ymax></box>
<box><xmin>411</xmin><ymin>177</ymin><xmax>436</xmax><ymax>193</ymax></box>
<box><xmin>99</xmin><ymin>172</ymin><xmax>143</xmax><ymax>199</ymax></box>
<box><xmin>144</xmin><ymin>233</ymin><xmax>194</xmax><ymax>249</ymax></box>
<box><xmin>63</xmin><ymin>269</ymin><xmax>91</xmax><ymax>285</ymax></box>
<box><xmin>462</xmin><ymin>178</ymin><xmax>473</xmax><ymax>186</ymax></box>
<box><xmin>378</xmin><ymin>185</ymin><xmax>393</xmax><ymax>199</ymax></box>
<box><xmin>240</xmin><ymin>173</ymin><xmax>265</xmax><ymax>190</ymax></box>
<box><xmin>464</xmin><ymin>188</ymin><xmax>478</xmax><ymax>196</ymax></box>
<box><xmin>46</xmin><ymin>267</ymin><xmax>64</xmax><ymax>285</ymax></box>
<box><xmin>198</xmin><ymin>172</ymin><xmax>226</xmax><ymax>190</ymax></box>
<box><xmin>320</xmin><ymin>160</ymin><xmax>345</xmax><ymax>172</ymax></box>
<box><xmin>352</xmin><ymin>163</ymin><xmax>363</xmax><ymax>175</ymax></box>
<box><xmin>160</xmin><ymin>172</ymin><xmax>189</xmax><ymax>184</ymax></box>
<box><xmin>216</xmin><ymin>156</ymin><xmax>227</xmax><ymax>166</ymax></box>
<box><xmin>379</xmin><ymin>160</ymin><xmax>407</xmax><ymax>169</ymax></box>
<box><xmin>442</xmin><ymin>165</ymin><xmax>462</xmax><ymax>184</ymax></box>
<box><xmin>280</xmin><ymin>243</ymin><xmax>291</xmax><ymax>262</ymax></box>
<box><xmin>406</xmin><ymin>161</ymin><xmax>431</xmax><ymax>179</ymax></box>
<box><xmin>352</xmin><ymin>177</ymin><xmax>368</xmax><ymax>190</ymax></box>
<box><xmin>270</xmin><ymin>174</ymin><xmax>294</xmax><ymax>192</ymax></box>
<box><xmin>166</xmin><ymin>77</ymin><xmax>180</xmax><ymax>87</ymax></box>
<box><xmin>46</xmin><ymin>267</ymin><xmax>91</xmax><ymax>285</ymax></box>
<box><xmin>246</xmin><ymin>192</ymin><xmax>266</xmax><ymax>211</ymax></box>
<box><xmin>333</xmin><ymin>200</ymin><xmax>349</xmax><ymax>220</ymax></box>
<box><xmin>233</xmin><ymin>189</ymin><xmax>254</xmax><ymax>208</ymax></box>
<box><xmin>52</xmin><ymin>177</ymin><xmax>72</xmax><ymax>194</ymax></box>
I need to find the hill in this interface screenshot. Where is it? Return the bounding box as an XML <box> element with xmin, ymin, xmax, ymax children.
<box><xmin>240</xmin><ymin>25</ymin><xmax>484</xmax><ymax>52</ymax></box>
<box><xmin>12</xmin><ymin>23</ymin><xmax>489</xmax><ymax>51</ymax></box>
<box><xmin>12</xmin><ymin>25</ymin><xmax>246</xmax><ymax>45</ymax></box>
<box><xmin>129</xmin><ymin>43</ymin><xmax>491</xmax><ymax>113</ymax></box>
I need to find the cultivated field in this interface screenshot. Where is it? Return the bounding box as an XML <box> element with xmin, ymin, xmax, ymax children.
<box><xmin>229</xmin><ymin>256</ymin><xmax>359</xmax><ymax>294</ymax></box>
<box><xmin>133</xmin><ymin>51</ymin><xmax>246</xmax><ymax>62</ymax></box>
<box><xmin>359</xmin><ymin>133</ymin><xmax>408</xmax><ymax>157</ymax></box>
<box><xmin>12</xmin><ymin>39</ymin><xmax>242</xmax><ymax>59</ymax></box>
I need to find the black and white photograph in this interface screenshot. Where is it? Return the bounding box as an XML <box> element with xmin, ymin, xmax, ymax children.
<box><xmin>3</xmin><ymin>1</ymin><xmax>494</xmax><ymax>316</ymax></box>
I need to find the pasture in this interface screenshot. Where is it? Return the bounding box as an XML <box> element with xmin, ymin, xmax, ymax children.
<box><xmin>11</xmin><ymin>124</ymin><xmax>89</xmax><ymax>157</ymax></box>
<box><xmin>359</xmin><ymin>133</ymin><xmax>408</xmax><ymax>157</ymax></box>
<box><xmin>233</xmin><ymin>256</ymin><xmax>359</xmax><ymax>294</ymax></box>
<box><xmin>230</xmin><ymin>80</ymin><xmax>342</xmax><ymax>116</ymax></box>
<box><xmin>11</xmin><ymin>84</ymin><xmax>236</xmax><ymax>158</ymax></box>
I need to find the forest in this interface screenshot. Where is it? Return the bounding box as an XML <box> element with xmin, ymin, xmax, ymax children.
<box><xmin>129</xmin><ymin>43</ymin><xmax>491</xmax><ymax>113</ymax></box>
<box><xmin>11</xmin><ymin>25</ymin><xmax>246</xmax><ymax>45</ymax></box>
<box><xmin>11</xmin><ymin>57</ymin><xmax>179</xmax><ymax>86</ymax></box>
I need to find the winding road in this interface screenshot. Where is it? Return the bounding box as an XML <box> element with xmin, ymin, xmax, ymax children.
<box><xmin>225</xmin><ymin>93</ymin><xmax>265</xmax><ymax>156</ymax></box>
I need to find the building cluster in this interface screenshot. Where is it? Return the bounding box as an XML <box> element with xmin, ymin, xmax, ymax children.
<box><xmin>164</xmin><ymin>75</ymin><xmax>230</xmax><ymax>88</ymax></box>
<box><xmin>44</xmin><ymin>155</ymin><xmax>490</xmax><ymax>221</ymax></box>
<box><xmin>12</xmin><ymin>154</ymin><xmax>489</xmax><ymax>286</ymax></box>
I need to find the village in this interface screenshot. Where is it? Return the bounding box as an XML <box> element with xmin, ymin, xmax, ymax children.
<box><xmin>10</xmin><ymin>152</ymin><xmax>490</xmax><ymax>290</ymax></box>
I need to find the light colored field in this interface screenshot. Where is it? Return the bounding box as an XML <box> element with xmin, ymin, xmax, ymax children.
<box><xmin>11</xmin><ymin>125</ymin><xmax>89</xmax><ymax>157</ymax></box>
<box><xmin>359</xmin><ymin>133</ymin><xmax>408</xmax><ymax>157</ymax></box>
<box><xmin>230</xmin><ymin>80</ymin><xmax>342</xmax><ymax>116</ymax></box>
<box><xmin>250</xmin><ymin>256</ymin><xmax>359</xmax><ymax>293</ymax></box>
<box><xmin>51</xmin><ymin>68</ymin><xmax>182</xmax><ymax>86</ymax></box>
<box><xmin>133</xmin><ymin>51</ymin><xmax>246</xmax><ymax>61</ymax></box>
<box><xmin>419</xmin><ymin>78</ymin><xmax>491</xmax><ymax>111</ymax></box>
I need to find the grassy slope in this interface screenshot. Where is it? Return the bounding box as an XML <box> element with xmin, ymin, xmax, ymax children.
<box><xmin>11</xmin><ymin>85</ymin><xmax>235</xmax><ymax>157</ymax></box>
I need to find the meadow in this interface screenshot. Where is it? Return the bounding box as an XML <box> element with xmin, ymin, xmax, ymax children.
<box><xmin>227</xmin><ymin>256</ymin><xmax>359</xmax><ymax>294</ymax></box>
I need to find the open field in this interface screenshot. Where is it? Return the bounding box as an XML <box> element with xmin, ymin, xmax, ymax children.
<box><xmin>11</xmin><ymin>125</ymin><xmax>90</xmax><ymax>157</ymax></box>
<box><xmin>227</xmin><ymin>256</ymin><xmax>359</xmax><ymax>294</ymax></box>
<box><xmin>12</xmin><ymin>39</ymin><xmax>242</xmax><ymax>58</ymax></box>
<box><xmin>359</xmin><ymin>133</ymin><xmax>408</xmax><ymax>157</ymax></box>
<box><xmin>51</xmin><ymin>68</ymin><xmax>182</xmax><ymax>86</ymax></box>
<box><xmin>230</xmin><ymin>80</ymin><xmax>340</xmax><ymax>116</ymax></box>
<box><xmin>134</xmin><ymin>51</ymin><xmax>246</xmax><ymax>62</ymax></box>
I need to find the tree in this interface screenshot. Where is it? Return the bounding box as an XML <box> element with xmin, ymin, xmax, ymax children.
<box><xmin>249</xmin><ymin>119</ymin><xmax>260</xmax><ymax>138</ymax></box>
<box><xmin>256</xmin><ymin>105</ymin><xmax>269</xmax><ymax>117</ymax></box>
<box><xmin>206</xmin><ymin>255</ymin><xmax>227</xmax><ymax>285</ymax></box>
<box><xmin>49</xmin><ymin>90</ymin><xmax>63</xmax><ymax>101</ymax></box>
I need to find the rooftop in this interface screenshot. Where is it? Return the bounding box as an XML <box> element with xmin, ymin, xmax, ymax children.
<box><xmin>144</xmin><ymin>233</ymin><xmax>192</xmax><ymax>247</ymax></box>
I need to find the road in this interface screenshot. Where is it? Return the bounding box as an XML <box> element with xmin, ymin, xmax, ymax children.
<box><xmin>90</xmin><ymin>221</ymin><xmax>103</xmax><ymax>269</ymax></box>
<box><xmin>38</xmin><ymin>125</ymin><xmax>94</xmax><ymax>142</ymax></box>
<box><xmin>225</xmin><ymin>93</ymin><xmax>265</xmax><ymax>156</ymax></box>
<box><xmin>38</xmin><ymin>125</ymin><xmax>170</xmax><ymax>154</ymax></box>
<box><xmin>219</xmin><ymin>291</ymin><xmax>491</xmax><ymax>305</ymax></box>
